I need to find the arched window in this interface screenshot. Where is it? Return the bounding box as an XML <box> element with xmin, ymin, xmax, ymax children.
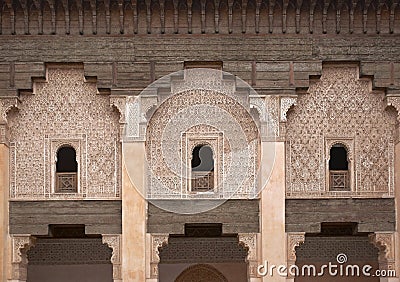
<box><xmin>191</xmin><ymin>145</ymin><xmax>214</xmax><ymax>191</ymax></box>
<box><xmin>329</xmin><ymin>144</ymin><xmax>350</xmax><ymax>191</ymax></box>
<box><xmin>56</xmin><ymin>146</ymin><xmax>78</xmax><ymax>193</ymax></box>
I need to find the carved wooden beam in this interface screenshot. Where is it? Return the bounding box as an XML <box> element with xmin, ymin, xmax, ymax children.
<box><xmin>32</xmin><ymin>0</ymin><xmax>42</xmax><ymax>34</ymax></box>
<box><xmin>5</xmin><ymin>0</ymin><xmax>15</xmax><ymax>35</ymax></box>
<box><xmin>349</xmin><ymin>0</ymin><xmax>358</xmax><ymax>33</ymax></box>
<box><xmin>389</xmin><ymin>0</ymin><xmax>398</xmax><ymax>33</ymax></box>
<box><xmin>200</xmin><ymin>0</ymin><xmax>206</xmax><ymax>33</ymax></box>
<box><xmin>104</xmin><ymin>0</ymin><xmax>111</xmax><ymax>34</ymax></box>
<box><xmin>160</xmin><ymin>0</ymin><xmax>165</xmax><ymax>33</ymax></box>
<box><xmin>75</xmin><ymin>0</ymin><xmax>83</xmax><ymax>34</ymax></box>
<box><xmin>228</xmin><ymin>0</ymin><xmax>234</xmax><ymax>33</ymax></box>
<box><xmin>214</xmin><ymin>0</ymin><xmax>220</xmax><ymax>33</ymax></box>
<box><xmin>131</xmin><ymin>0</ymin><xmax>138</xmax><ymax>34</ymax></box>
<box><xmin>322</xmin><ymin>0</ymin><xmax>330</xmax><ymax>33</ymax></box>
<box><xmin>255</xmin><ymin>0</ymin><xmax>261</xmax><ymax>33</ymax></box>
<box><xmin>268</xmin><ymin>0</ymin><xmax>275</xmax><ymax>33</ymax></box>
<box><xmin>309</xmin><ymin>0</ymin><xmax>316</xmax><ymax>33</ymax></box>
<box><xmin>118</xmin><ymin>0</ymin><xmax>124</xmax><ymax>34</ymax></box>
<box><xmin>295</xmin><ymin>0</ymin><xmax>303</xmax><ymax>33</ymax></box>
<box><xmin>241</xmin><ymin>0</ymin><xmax>248</xmax><ymax>33</ymax></box>
<box><xmin>376</xmin><ymin>0</ymin><xmax>385</xmax><ymax>34</ymax></box>
<box><xmin>145</xmin><ymin>0</ymin><xmax>151</xmax><ymax>33</ymax></box>
<box><xmin>187</xmin><ymin>0</ymin><xmax>193</xmax><ymax>33</ymax></box>
<box><xmin>48</xmin><ymin>0</ymin><xmax>56</xmax><ymax>34</ymax></box>
<box><xmin>90</xmin><ymin>0</ymin><xmax>97</xmax><ymax>34</ymax></box>
<box><xmin>62</xmin><ymin>0</ymin><xmax>70</xmax><ymax>34</ymax></box>
<box><xmin>336</xmin><ymin>0</ymin><xmax>343</xmax><ymax>34</ymax></box>
<box><xmin>173</xmin><ymin>0</ymin><xmax>179</xmax><ymax>33</ymax></box>
<box><xmin>0</xmin><ymin>1</ymin><xmax>3</xmax><ymax>34</ymax></box>
<box><xmin>282</xmin><ymin>0</ymin><xmax>289</xmax><ymax>33</ymax></box>
<box><xmin>363</xmin><ymin>0</ymin><xmax>372</xmax><ymax>33</ymax></box>
<box><xmin>18</xmin><ymin>0</ymin><xmax>29</xmax><ymax>34</ymax></box>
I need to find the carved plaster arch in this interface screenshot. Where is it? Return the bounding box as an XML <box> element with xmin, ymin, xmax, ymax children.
<box><xmin>0</xmin><ymin>97</ymin><xmax>20</xmax><ymax>124</ymax></box>
<box><xmin>175</xmin><ymin>264</ymin><xmax>228</xmax><ymax>282</ymax></box>
<box><xmin>369</xmin><ymin>232</ymin><xmax>396</xmax><ymax>271</ymax></box>
<box><xmin>150</xmin><ymin>233</ymin><xmax>169</xmax><ymax>278</ymax></box>
<box><xmin>280</xmin><ymin>96</ymin><xmax>297</xmax><ymax>122</ymax></box>
<box><xmin>286</xmin><ymin>232</ymin><xmax>305</xmax><ymax>278</ymax></box>
<box><xmin>386</xmin><ymin>95</ymin><xmax>400</xmax><ymax>122</ymax></box>
<box><xmin>238</xmin><ymin>233</ymin><xmax>258</xmax><ymax>278</ymax></box>
<box><xmin>11</xmin><ymin>235</ymin><xmax>36</xmax><ymax>281</ymax></box>
<box><xmin>102</xmin><ymin>234</ymin><xmax>122</xmax><ymax>281</ymax></box>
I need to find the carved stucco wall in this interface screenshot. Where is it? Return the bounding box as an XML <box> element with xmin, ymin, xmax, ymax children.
<box><xmin>7</xmin><ymin>65</ymin><xmax>121</xmax><ymax>199</ymax></box>
<box><xmin>137</xmin><ymin>69</ymin><xmax>264</xmax><ymax>199</ymax></box>
<box><xmin>145</xmin><ymin>89</ymin><xmax>260</xmax><ymax>199</ymax></box>
<box><xmin>286</xmin><ymin>65</ymin><xmax>397</xmax><ymax>198</ymax></box>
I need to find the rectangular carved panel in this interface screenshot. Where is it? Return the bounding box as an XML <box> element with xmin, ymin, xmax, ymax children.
<box><xmin>286</xmin><ymin>198</ymin><xmax>395</xmax><ymax>233</ymax></box>
<box><xmin>147</xmin><ymin>199</ymin><xmax>259</xmax><ymax>234</ymax></box>
<box><xmin>9</xmin><ymin>200</ymin><xmax>122</xmax><ymax>235</ymax></box>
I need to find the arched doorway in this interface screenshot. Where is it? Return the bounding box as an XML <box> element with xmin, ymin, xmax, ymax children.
<box><xmin>175</xmin><ymin>264</ymin><xmax>228</xmax><ymax>282</ymax></box>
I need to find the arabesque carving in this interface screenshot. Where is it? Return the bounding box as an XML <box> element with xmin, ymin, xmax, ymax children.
<box><xmin>150</xmin><ymin>233</ymin><xmax>169</xmax><ymax>278</ymax></box>
<box><xmin>11</xmin><ymin>235</ymin><xmax>36</xmax><ymax>281</ymax></box>
<box><xmin>369</xmin><ymin>232</ymin><xmax>396</xmax><ymax>271</ymax></box>
<box><xmin>8</xmin><ymin>65</ymin><xmax>121</xmax><ymax>199</ymax></box>
<box><xmin>102</xmin><ymin>234</ymin><xmax>122</xmax><ymax>281</ymax></box>
<box><xmin>238</xmin><ymin>233</ymin><xmax>258</xmax><ymax>278</ymax></box>
<box><xmin>287</xmin><ymin>232</ymin><xmax>305</xmax><ymax>278</ymax></box>
<box><xmin>286</xmin><ymin>65</ymin><xmax>396</xmax><ymax>198</ymax></box>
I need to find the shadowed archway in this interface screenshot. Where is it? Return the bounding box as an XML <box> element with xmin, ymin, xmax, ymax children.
<box><xmin>175</xmin><ymin>264</ymin><xmax>228</xmax><ymax>282</ymax></box>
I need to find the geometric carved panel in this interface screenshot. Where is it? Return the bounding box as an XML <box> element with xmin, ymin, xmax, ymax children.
<box><xmin>159</xmin><ymin>236</ymin><xmax>248</xmax><ymax>264</ymax></box>
<box><xmin>295</xmin><ymin>236</ymin><xmax>379</xmax><ymax>263</ymax></box>
<box><xmin>286</xmin><ymin>65</ymin><xmax>397</xmax><ymax>198</ymax></box>
<box><xmin>8</xmin><ymin>65</ymin><xmax>121</xmax><ymax>199</ymax></box>
<box><xmin>27</xmin><ymin>238</ymin><xmax>112</xmax><ymax>265</ymax></box>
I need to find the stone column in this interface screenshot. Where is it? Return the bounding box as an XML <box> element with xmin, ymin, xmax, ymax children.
<box><xmin>260</xmin><ymin>141</ymin><xmax>286</xmax><ymax>282</ymax></box>
<box><xmin>395</xmin><ymin>137</ymin><xmax>400</xmax><ymax>282</ymax></box>
<box><xmin>388</xmin><ymin>95</ymin><xmax>400</xmax><ymax>282</ymax></box>
<box><xmin>1</xmin><ymin>97</ymin><xmax>20</xmax><ymax>282</ymax></box>
<box><xmin>0</xmin><ymin>125</ymin><xmax>9</xmax><ymax>282</ymax></box>
<box><xmin>122</xmin><ymin>142</ymin><xmax>147</xmax><ymax>281</ymax></box>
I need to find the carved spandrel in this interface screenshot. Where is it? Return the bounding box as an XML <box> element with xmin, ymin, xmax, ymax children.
<box><xmin>287</xmin><ymin>232</ymin><xmax>305</xmax><ymax>263</ymax></box>
<box><xmin>11</xmin><ymin>235</ymin><xmax>36</xmax><ymax>280</ymax></box>
<box><xmin>102</xmin><ymin>234</ymin><xmax>122</xmax><ymax>280</ymax></box>
<box><xmin>0</xmin><ymin>96</ymin><xmax>20</xmax><ymax>123</ymax></box>
<box><xmin>369</xmin><ymin>232</ymin><xmax>396</xmax><ymax>271</ymax></box>
<box><xmin>150</xmin><ymin>234</ymin><xmax>169</xmax><ymax>278</ymax></box>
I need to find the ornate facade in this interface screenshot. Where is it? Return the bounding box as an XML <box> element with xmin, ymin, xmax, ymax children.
<box><xmin>0</xmin><ymin>0</ymin><xmax>400</xmax><ymax>281</ymax></box>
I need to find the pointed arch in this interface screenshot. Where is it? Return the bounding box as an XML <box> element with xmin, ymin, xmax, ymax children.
<box><xmin>175</xmin><ymin>264</ymin><xmax>228</xmax><ymax>282</ymax></box>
